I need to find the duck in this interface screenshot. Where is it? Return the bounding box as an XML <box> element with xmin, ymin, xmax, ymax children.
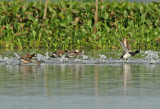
<box><xmin>119</xmin><ymin>37</ymin><xmax>140</xmax><ymax>60</ymax></box>
<box><xmin>19</xmin><ymin>54</ymin><xmax>37</xmax><ymax>64</ymax></box>
<box><xmin>31</xmin><ymin>57</ymin><xmax>41</xmax><ymax>65</ymax></box>
<box><xmin>19</xmin><ymin>58</ymin><xmax>32</xmax><ymax>64</ymax></box>
<box><xmin>65</xmin><ymin>50</ymin><xmax>84</xmax><ymax>58</ymax></box>
<box><xmin>51</xmin><ymin>50</ymin><xmax>69</xmax><ymax>58</ymax></box>
<box><xmin>21</xmin><ymin>54</ymin><xmax>37</xmax><ymax>59</ymax></box>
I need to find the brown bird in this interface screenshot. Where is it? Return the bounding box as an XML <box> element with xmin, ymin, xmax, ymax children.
<box><xmin>31</xmin><ymin>57</ymin><xmax>41</xmax><ymax>65</ymax></box>
<box><xmin>19</xmin><ymin>58</ymin><xmax>32</xmax><ymax>64</ymax></box>
<box><xmin>65</xmin><ymin>50</ymin><xmax>84</xmax><ymax>58</ymax></box>
<box><xmin>21</xmin><ymin>54</ymin><xmax>37</xmax><ymax>59</ymax></box>
<box><xmin>51</xmin><ymin>50</ymin><xmax>69</xmax><ymax>58</ymax></box>
<box><xmin>19</xmin><ymin>54</ymin><xmax>37</xmax><ymax>64</ymax></box>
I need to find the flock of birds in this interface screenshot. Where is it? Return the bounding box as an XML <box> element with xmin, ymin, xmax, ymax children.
<box><xmin>19</xmin><ymin>37</ymin><xmax>140</xmax><ymax>65</ymax></box>
<box><xmin>19</xmin><ymin>49</ymin><xmax>85</xmax><ymax>65</ymax></box>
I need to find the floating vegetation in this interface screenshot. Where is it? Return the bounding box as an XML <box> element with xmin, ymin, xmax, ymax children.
<box><xmin>0</xmin><ymin>1</ymin><xmax>160</xmax><ymax>50</ymax></box>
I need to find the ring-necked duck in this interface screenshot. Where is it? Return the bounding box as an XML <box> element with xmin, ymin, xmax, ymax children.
<box><xmin>119</xmin><ymin>37</ymin><xmax>140</xmax><ymax>60</ymax></box>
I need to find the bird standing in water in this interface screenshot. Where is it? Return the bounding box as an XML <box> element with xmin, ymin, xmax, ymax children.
<box><xmin>119</xmin><ymin>37</ymin><xmax>140</xmax><ymax>61</ymax></box>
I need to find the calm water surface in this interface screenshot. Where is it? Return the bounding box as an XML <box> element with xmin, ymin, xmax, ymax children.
<box><xmin>0</xmin><ymin>64</ymin><xmax>160</xmax><ymax>109</ymax></box>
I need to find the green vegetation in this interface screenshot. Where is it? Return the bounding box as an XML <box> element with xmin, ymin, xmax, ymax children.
<box><xmin>0</xmin><ymin>0</ymin><xmax>160</xmax><ymax>50</ymax></box>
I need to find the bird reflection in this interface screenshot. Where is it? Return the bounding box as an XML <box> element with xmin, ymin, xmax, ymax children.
<box><xmin>20</xmin><ymin>65</ymin><xmax>42</xmax><ymax>76</ymax></box>
<box><xmin>123</xmin><ymin>63</ymin><xmax>131</xmax><ymax>96</ymax></box>
<box><xmin>5</xmin><ymin>65</ymin><xmax>42</xmax><ymax>76</ymax></box>
<box><xmin>94</xmin><ymin>65</ymin><xmax>99</xmax><ymax>96</ymax></box>
<box><xmin>20</xmin><ymin>65</ymin><xmax>32</xmax><ymax>74</ymax></box>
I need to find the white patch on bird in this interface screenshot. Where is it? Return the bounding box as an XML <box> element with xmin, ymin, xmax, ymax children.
<box><xmin>123</xmin><ymin>53</ymin><xmax>131</xmax><ymax>59</ymax></box>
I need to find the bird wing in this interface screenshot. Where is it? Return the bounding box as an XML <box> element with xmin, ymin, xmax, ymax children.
<box><xmin>119</xmin><ymin>40</ymin><xmax>129</xmax><ymax>53</ymax></box>
<box><xmin>123</xmin><ymin>37</ymin><xmax>132</xmax><ymax>52</ymax></box>
<box><xmin>127</xmin><ymin>39</ymin><xmax>131</xmax><ymax>52</ymax></box>
<box><xmin>123</xmin><ymin>37</ymin><xmax>128</xmax><ymax>48</ymax></box>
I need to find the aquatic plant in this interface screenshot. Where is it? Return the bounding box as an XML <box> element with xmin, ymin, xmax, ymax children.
<box><xmin>0</xmin><ymin>0</ymin><xmax>160</xmax><ymax>50</ymax></box>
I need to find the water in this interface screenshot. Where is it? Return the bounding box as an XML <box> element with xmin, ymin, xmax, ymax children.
<box><xmin>0</xmin><ymin>63</ymin><xmax>160</xmax><ymax>109</ymax></box>
<box><xmin>0</xmin><ymin>50</ymin><xmax>159</xmax><ymax>109</ymax></box>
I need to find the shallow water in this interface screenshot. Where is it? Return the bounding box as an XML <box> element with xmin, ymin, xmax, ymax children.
<box><xmin>0</xmin><ymin>63</ymin><xmax>160</xmax><ymax>109</ymax></box>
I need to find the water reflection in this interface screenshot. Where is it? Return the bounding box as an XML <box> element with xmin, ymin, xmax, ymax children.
<box><xmin>20</xmin><ymin>65</ymin><xmax>42</xmax><ymax>76</ymax></box>
<box><xmin>94</xmin><ymin>65</ymin><xmax>99</xmax><ymax>96</ymax></box>
<box><xmin>0</xmin><ymin>64</ymin><xmax>159</xmax><ymax>96</ymax></box>
<box><xmin>1</xmin><ymin>64</ymin><xmax>160</xmax><ymax>96</ymax></box>
<box><xmin>123</xmin><ymin>63</ymin><xmax>131</xmax><ymax>95</ymax></box>
<box><xmin>1</xmin><ymin>64</ymin><xmax>160</xmax><ymax>109</ymax></box>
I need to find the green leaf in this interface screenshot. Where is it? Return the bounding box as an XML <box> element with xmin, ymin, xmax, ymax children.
<box><xmin>140</xmin><ymin>6</ymin><xmax>144</xmax><ymax>14</ymax></box>
<box><xmin>58</xmin><ymin>13</ymin><xmax>65</xmax><ymax>20</ymax></box>
<box><xmin>66</xmin><ymin>15</ymin><xmax>72</xmax><ymax>24</ymax></box>
<box><xmin>124</xmin><ymin>10</ymin><xmax>128</xmax><ymax>18</ymax></box>
<box><xmin>60</xmin><ymin>23</ymin><xmax>66</xmax><ymax>27</ymax></box>
<box><xmin>141</xmin><ymin>13</ymin><xmax>146</xmax><ymax>21</ymax></box>
<box><xmin>104</xmin><ymin>12</ymin><xmax>109</xmax><ymax>20</ymax></box>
